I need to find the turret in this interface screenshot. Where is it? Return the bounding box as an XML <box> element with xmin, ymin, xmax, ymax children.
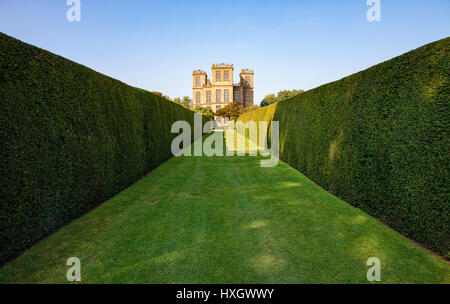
<box><xmin>192</xmin><ymin>70</ymin><xmax>207</xmax><ymax>88</ymax></box>
<box><xmin>239</xmin><ymin>69</ymin><xmax>254</xmax><ymax>88</ymax></box>
<box><xmin>211</xmin><ymin>63</ymin><xmax>234</xmax><ymax>85</ymax></box>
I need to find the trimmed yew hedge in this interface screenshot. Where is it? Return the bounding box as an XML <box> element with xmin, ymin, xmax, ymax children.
<box><xmin>0</xmin><ymin>33</ymin><xmax>199</xmax><ymax>263</ymax></box>
<box><xmin>239</xmin><ymin>38</ymin><xmax>449</xmax><ymax>258</ymax></box>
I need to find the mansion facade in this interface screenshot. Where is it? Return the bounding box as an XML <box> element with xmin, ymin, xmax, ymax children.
<box><xmin>192</xmin><ymin>64</ymin><xmax>254</xmax><ymax>112</ymax></box>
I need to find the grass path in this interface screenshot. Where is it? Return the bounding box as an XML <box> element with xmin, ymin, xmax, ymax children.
<box><xmin>0</xmin><ymin>132</ymin><xmax>448</xmax><ymax>283</ymax></box>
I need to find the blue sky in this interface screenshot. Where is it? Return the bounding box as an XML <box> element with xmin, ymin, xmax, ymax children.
<box><xmin>0</xmin><ymin>0</ymin><xmax>449</xmax><ymax>104</ymax></box>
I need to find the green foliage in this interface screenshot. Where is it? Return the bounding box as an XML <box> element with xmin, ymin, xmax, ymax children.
<box><xmin>260</xmin><ymin>94</ymin><xmax>277</xmax><ymax>107</ymax></box>
<box><xmin>162</xmin><ymin>95</ymin><xmax>172</xmax><ymax>101</ymax></box>
<box><xmin>173</xmin><ymin>96</ymin><xmax>192</xmax><ymax>109</ymax></box>
<box><xmin>242</xmin><ymin>105</ymin><xmax>260</xmax><ymax>114</ymax></box>
<box><xmin>240</xmin><ymin>38</ymin><xmax>450</xmax><ymax>258</ymax></box>
<box><xmin>216</xmin><ymin>103</ymin><xmax>242</xmax><ymax>120</ymax></box>
<box><xmin>193</xmin><ymin>106</ymin><xmax>214</xmax><ymax>121</ymax></box>
<box><xmin>260</xmin><ymin>89</ymin><xmax>304</xmax><ymax>107</ymax></box>
<box><xmin>0</xmin><ymin>33</ymin><xmax>199</xmax><ymax>263</ymax></box>
<box><xmin>181</xmin><ymin>96</ymin><xmax>192</xmax><ymax>109</ymax></box>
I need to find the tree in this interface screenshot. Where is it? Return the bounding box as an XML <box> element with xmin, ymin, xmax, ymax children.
<box><xmin>260</xmin><ymin>94</ymin><xmax>277</xmax><ymax>107</ymax></box>
<box><xmin>181</xmin><ymin>96</ymin><xmax>191</xmax><ymax>109</ymax></box>
<box><xmin>173</xmin><ymin>97</ymin><xmax>181</xmax><ymax>104</ymax></box>
<box><xmin>260</xmin><ymin>89</ymin><xmax>304</xmax><ymax>107</ymax></box>
<box><xmin>193</xmin><ymin>106</ymin><xmax>215</xmax><ymax>121</ymax></box>
<box><xmin>277</xmin><ymin>89</ymin><xmax>303</xmax><ymax>100</ymax></box>
<box><xmin>215</xmin><ymin>103</ymin><xmax>242</xmax><ymax>121</ymax></box>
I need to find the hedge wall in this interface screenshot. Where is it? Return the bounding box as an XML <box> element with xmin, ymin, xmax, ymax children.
<box><xmin>0</xmin><ymin>33</ymin><xmax>199</xmax><ymax>263</ymax></box>
<box><xmin>239</xmin><ymin>38</ymin><xmax>449</xmax><ymax>258</ymax></box>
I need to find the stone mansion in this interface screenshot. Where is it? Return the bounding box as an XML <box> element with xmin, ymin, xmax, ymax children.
<box><xmin>192</xmin><ymin>64</ymin><xmax>254</xmax><ymax>112</ymax></box>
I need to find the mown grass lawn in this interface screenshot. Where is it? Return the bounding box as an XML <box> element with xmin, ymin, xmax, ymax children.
<box><xmin>0</xmin><ymin>132</ymin><xmax>448</xmax><ymax>283</ymax></box>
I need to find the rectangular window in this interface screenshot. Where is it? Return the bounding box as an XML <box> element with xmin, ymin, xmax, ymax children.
<box><xmin>223</xmin><ymin>71</ymin><xmax>229</xmax><ymax>81</ymax></box>
<box><xmin>224</xmin><ymin>89</ymin><xmax>229</xmax><ymax>102</ymax></box>
<box><xmin>245</xmin><ymin>76</ymin><xmax>251</xmax><ymax>86</ymax></box>
<box><xmin>216</xmin><ymin>89</ymin><xmax>221</xmax><ymax>102</ymax></box>
<box><xmin>245</xmin><ymin>91</ymin><xmax>251</xmax><ymax>101</ymax></box>
<box><xmin>216</xmin><ymin>71</ymin><xmax>222</xmax><ymax>82</ymax></box>
<box><xmin>234</xmin><ymin>90</ymin><xmax>240</xmax><ymax>102</ymax></box>
<box><xmin>206</xmin><ymin>91</ymin><xmax>211</xmax><ymax>103</ymax></box>
<box><xmin>196</xmin><ymin>92</ymin><xmax>201</xmax><ymax>104</ymax></box>
<box><xmin>195</xmin><ymin>76</ymin><xmax>201</xmax><ymax>87</ymax></box>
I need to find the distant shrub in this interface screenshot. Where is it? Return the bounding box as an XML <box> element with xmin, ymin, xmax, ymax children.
<box><xmin>239</xmin><ymin>38</ymin><xmax>449</xmax><ymax>258</ymax></box>
<box><xmin>0</xmin><ymin>33</ymin><xmax>200</xmax><ymax>263</ymax></box>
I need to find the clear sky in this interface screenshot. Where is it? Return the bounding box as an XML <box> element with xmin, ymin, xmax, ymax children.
<box><xmin>0</xmin><ymin>0</ymin><xmax>449</xmax><ymax>105</ymax></box>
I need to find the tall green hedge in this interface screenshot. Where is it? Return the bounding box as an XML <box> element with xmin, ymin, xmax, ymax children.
<box><xmin>0</xmin><ymin>33</ymin><xmax>199</xmax><ymax>263</ymax></box>
<box><xmin>239</xmin><ymin>38</ymin><xmax>449</xmax><ymax>258</ymax></box>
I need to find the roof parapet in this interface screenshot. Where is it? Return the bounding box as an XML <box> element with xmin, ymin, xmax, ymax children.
<box><xmin>193</xmin><ymin>69</ymin><xmax>207</xmax><ymax>75</ymax></box>
<box><xmin>240</xmin><ymin>69</ymin><xmax>254</xmax><ymax>74</ymax></box>
<box><xmin>212</xmin><ymin>63</ymin><xmax>234</xmax><ymax>69</ymax></box>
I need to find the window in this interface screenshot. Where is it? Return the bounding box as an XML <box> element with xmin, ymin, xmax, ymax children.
<box><xmin>216</xmin><ymin>89</ymin><xmax>221</xmax><ymax>102</ymax></box>
<box><xmin>245</xmin><ymin>91</ymin><xmax>251</xmax><ymax>102</ymax></box>
<box><xmin>224</xmin><ymin>89</ymin><xmax>229</xmax><ymax>102</ymax></box>
<box><xmin>223</xmin><ymin>71</ymin><xmax>229</xmax><ymax>81</ymax></box>
<box><xmin>245</xmin><ymin>76</ymin><xmax>251</xmax><ymax>86</ymax></box>
<box><xmin>196</xmin><ymin>92</ymin><xmax>201</xmax><ymax>104</ymax></box>
<box><xmin>234</xmin><ymin>90</ymin><xmax>240</xmax><ymax>102</ymax></box>
<box><xmin>195</xmin><ymin>76</ymin><xmax>201</xmax><ymax>87</ymax></box>
<box><xmin>216</xmin><ymin>70</ymin><xmax>222</xmax><ymax>82</ymax></box>
<box><xmin>206</xmin><ymin>91</ymin><xmax>211</xmax><ymax>103</ymax></box>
